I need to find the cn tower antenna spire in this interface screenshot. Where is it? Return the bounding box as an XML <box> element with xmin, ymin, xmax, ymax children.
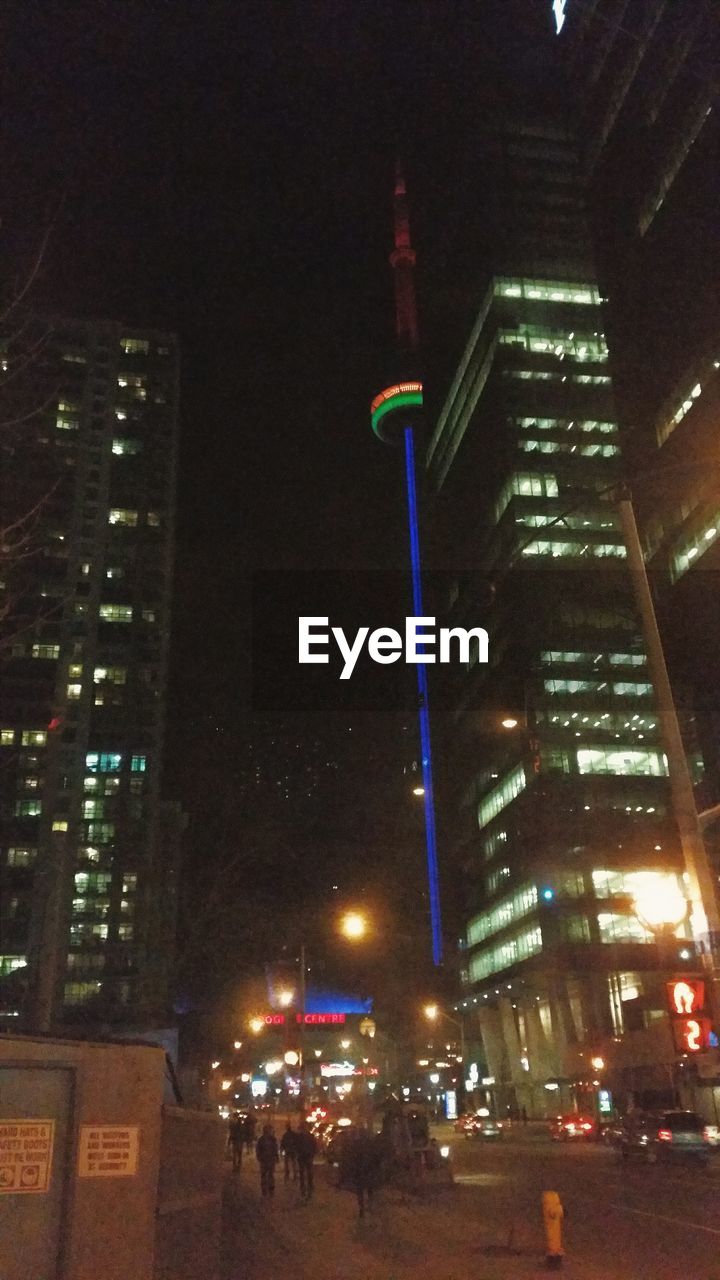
<box><xmin>390</xmin><ymin>160</ymin><xmax>419</xmax><ymax>354</ymax></box>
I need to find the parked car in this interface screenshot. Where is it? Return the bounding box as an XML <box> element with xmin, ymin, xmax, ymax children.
<box><xmin>549</xmin><ymin>1114</ymin><xmax>598</xmax><ymax>1142</ymax></box>
<box><xmin>619</xmin><ymin>1110</ymin><xmax>708</xmax><ymax>1165</ymax></box>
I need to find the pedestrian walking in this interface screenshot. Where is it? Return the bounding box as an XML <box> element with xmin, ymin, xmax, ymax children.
<box><xmin>228</xmin><ymin>1112</ymin><xmax>244</xmax><ymax>1172</ymax></box>
<box><xmin>243</xmin><ymin>1112</ymin><xmax>257</xmax><ymax>1153</ymax></box>
<box><xmin>295</xmin><ymin>1120</ymin><xmax>317</xmax><ymax>1201</ymax></box>
<box><xmin>255</xmin><ymin>1123</ymin><xmax>279</xmax><ymax>1199</ymax></box>
<box><xmin>280</xmin><ymin>1121</ymin><xmax>298</xmax><ymax>1183</ymax></box>
<box><xmin>345</xmin><ymin>1127</ymin><xmax>380</xmax><ymax>1217</ymax></box>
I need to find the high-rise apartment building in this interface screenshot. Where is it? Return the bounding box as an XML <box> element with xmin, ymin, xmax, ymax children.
<box><xmin>555</xmin><ymin>0</ymin><xmax>720</xmax><ymax>788</ymax></box>
<box><xmin>0</xmin><ymin>318</ymin><xmax>180</xmax><ymax>1030</ymax></box>
<box><xmin>428</xmin><ymin>114</ymin><xmax>698</xmax><ymax>1117</ymax></box>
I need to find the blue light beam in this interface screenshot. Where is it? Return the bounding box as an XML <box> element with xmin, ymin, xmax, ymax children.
<box><xmin>403</xmin><ymin>426</ymin><xmax>443</xmax><ymax>966</ymax></box>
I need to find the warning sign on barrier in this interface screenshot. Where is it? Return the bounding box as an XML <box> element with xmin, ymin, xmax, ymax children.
<box><xmin>0</xmin><ymin>1119</ymin><xmax>54</xmax><ymax>1194</ymax></box>
<box><xmin>78</xmin><ymin>1125</ymin><xmax>139</xmax><ymax>1178</ymax></box>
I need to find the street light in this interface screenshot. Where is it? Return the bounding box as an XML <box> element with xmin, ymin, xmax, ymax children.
<box><xmin>277</xmin><ymin>988</ymin><xmax>294</xmax><ymax>1008</ymax></box>
<box><xmin>233</xmin><ymin>1040</ymin><xmax>242</xmax><ymax>1050</ymax></box>
<box><xmin>248</xmin><ymin>1017</ymin><xmax>264</xmax><ymax>1035</ymax></box>
<box><xmin>412</xmin><ymin>785</ymin><xmax>425</xmax><ymax>796</ymax></box>
<box><xmin>501</xmin><ymin>717</ymin><xmax>519</xmax><ymax>730</ymax></box>
<box><xmin>339</xmin><ymin>910</ymin><xmax>368</xmax><ymax>941</ymax></box>
<box><xmin>633</xmin><ymin>873</ymin><xmax>688</xmax><ymax>938</ymax></box>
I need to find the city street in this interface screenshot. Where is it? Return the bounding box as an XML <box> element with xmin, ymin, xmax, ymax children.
<box><xmin>222</xmin><ymin>1126</ymin><xmax>720</xmax><ymax>1280</ymax></box>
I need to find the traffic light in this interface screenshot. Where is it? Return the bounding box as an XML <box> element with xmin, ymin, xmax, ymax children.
<box><xmin>671</xmin><ymin>1016</ymin><xmax>712</xmax><ymax>1055</ymax></box>
<box><xmin>666</xmin><ymin>979</ymin><xmax>705</xmax><ymax>1017</ymax></box>
<box><xmin>666</xmin><ymin>978</ymin><xmax>712</xmax><ymax>1053</ymax></box>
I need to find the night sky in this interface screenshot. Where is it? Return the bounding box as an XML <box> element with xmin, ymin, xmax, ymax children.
<box><xmin>2</xmin><ymin>1</ymin><xmax>555</xmax><ymax>1015</ymax></box>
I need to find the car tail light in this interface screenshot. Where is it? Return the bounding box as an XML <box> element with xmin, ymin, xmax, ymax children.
<box><xmin>581</xmin><ymin>1122</ymin><xmax>592</xmax><ymax>1131</ymax></box>
<box><xmin>657</xmin><ymin>1128</ymin><xmax>672</xmax><ymax>1142</ymax></box>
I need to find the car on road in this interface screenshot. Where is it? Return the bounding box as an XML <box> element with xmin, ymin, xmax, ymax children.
<box><xmin>549</xmin><ymin>1114</ymin><xmax>598</xmax><ymax>1142</ymax></box>
<box><xmin>470</xmin><ymin>1116</ymin><xmax>504</xmax><ymax>1140</ymax></box>
<box><xmin>619</xmin><ymin>1110</ymin><xmax>709</xmax><ymax>1165</ymax></box>
<box><xmin>455</xmin><ymin>1112</ymin><xmax>503</xmax><ymax>1139</ymax></box>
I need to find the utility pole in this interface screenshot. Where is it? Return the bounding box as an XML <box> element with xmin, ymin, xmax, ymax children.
<box><xmin>618</xmin><ymin>493</ymin><xmax>720</xmax><ymax>1027</ymax></box>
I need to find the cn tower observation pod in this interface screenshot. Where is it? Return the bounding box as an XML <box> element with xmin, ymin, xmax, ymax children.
<box><xmin>370</xmin><ymin>380</ymin><xmax>424</xmax><ymax>443</ymax></box>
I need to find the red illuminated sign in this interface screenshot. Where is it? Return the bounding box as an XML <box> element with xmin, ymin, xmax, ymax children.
<box><xmin>260</xmin><ymin>1013</ymin><xmax>347</xmax><ymax>1026</ymax></box>
<box><xmin>666</xmin><ymin>980</ymin><xmax>705</xmax><ymax>1017</ymax></box>
<box><xmin>672</xmin><ymin>1016</ymin><xmax>712</xmax><ymax>1055</ymax></box>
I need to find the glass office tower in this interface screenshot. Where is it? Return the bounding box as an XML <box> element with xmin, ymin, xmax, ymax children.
<box><xmin>428</xmin><ymin>116</ymin><xmax>696</xmax><ymax>1116</ymax></box>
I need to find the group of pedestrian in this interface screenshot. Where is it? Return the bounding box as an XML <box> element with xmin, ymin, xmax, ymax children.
<box><xmin>227</xmin><ymin>1111</ymin><xmax>257</xmax><ymax>1172</ymax></box>
<box><xmin>255</xmin><ymin>1119</ymin><xmax>317</xmax><ymax>1201</ymax></box>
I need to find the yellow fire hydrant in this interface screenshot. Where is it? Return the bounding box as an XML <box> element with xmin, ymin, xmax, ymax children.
<box><xmin>542</xmin><ymin>1189</ymin><xmax>564</xmax><ymax>1269</ymax></box>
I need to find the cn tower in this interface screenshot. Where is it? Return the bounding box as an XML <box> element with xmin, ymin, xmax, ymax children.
<box><xmin>370</xmin><ymin>165</ymin><xmax>443</xmax><ymax>966</ymax></box>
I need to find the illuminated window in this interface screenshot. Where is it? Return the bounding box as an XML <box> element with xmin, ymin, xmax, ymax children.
<box><xmin>544</xmin><ymin>678</ymin><xmax>652</xmax><ymax>697</ymax></box>
<box><xmin>130</xmin><ymin>754</ymin><xmax>147</xmax><ymax>773</ymax></box>
<box><xmin>519</xmin><ymin>439</ymin><xmax>619</xmax><ymax>458</ymax></box>
<box><xmin>477</xmin><ymin>765</ymin><xmax>526</xmax><ymax>831</ymax></box>
<box><xmin>122</xmin><ymin>873</ymin><xmax>137</xmax><ymax>893</ymax></box>
<box><xmin>31</xmin><ymin>644</ymin><xmax>60</xmax><ymax>659</ymax></box>
<box><xmin>577</xmin><ymin>747</ymin><xmax>667</xmax><ymax>777</ymax></box>
<box><xmin>99</xmin><ymin>604</ymin><xmax>133</xmax><ymax>622</ymax></box>
<box><xmin>82</xmin><ymin>798</ymin><xmax>105</xmax><ymax>818</ymax></box>
<box><xmin>62</xmin><ymin>351</ymin><xmax>86</xmax><ymax>364</ymax></box>
<box><xmin>498</xmin><ymin>326</ymin><xmax>608</xmax><ymax>363</ymax></box>
<box><xmin>116</xmin><ymin>374</ymin><xmax>147</xmax><ymax>399</ymax></box>
<box><xmin>118</xmin><ymin>924</ymin><xmax>134</xmax><ymax>940</ymax></box>
<box><xmin>495</xmin><ymin>472</ymin><xmax>559</xmax><ymax>521</ymax></box>
<box><xmin>495</xmin><ymin>277</ymin><xmax>599</xmax><ymax>305</ymax></box>
<box><xmin>21</xmin><ymin>731</ymin><xmax>46</xmax><ymax>747</ymax></box>
<box><xmin>64</xmin><ymin>981</ymin><xmax>102</xmax><ymax>1004</ymax></box>
<box><xmin>1</xmin><ymin>729</ymin><xmax>14</xmax><ymax>746</ymax></box>
<box><xmin>85</xmin><ymin>752</ymin><xmax>122</xmax><ymax>773</ymax></box>
<box><xmin>112</xmin><ymin>439</ymin><xmax>142</xmax><ymax>456</ymax></box>
<box><xmin>67</xmin><ymin>683</ymin><xmax>82</xmax><ymax>700</ymax></box>
<box><xmin>141</xmin><ymin>609</ymin><xmax>156</xmax><ymax>623</ymax></box>
<box><xmin>657</xmin><ymin>379</ymin><xmax>704</xmax><ymax>447</ymax></box>
<box><xmin>52</xmin><ymin>819</ymin><xmax>68</xmax><ymax>831</ymax></box>
<box><xmin>86</xmin><ymin>822</ymin><xmax>115</xmax><ymax>843</ymax></box>
<box><xmin>108</xmin><ymin>509</ymin><xmax>138</xmax><ymax>527</ymax></box>
<box><xmin>522</xmin><ymin>540</ymin><xmax>625</xmax><ymax>559</ymax></box>
<box><xmin>93</xmin><ymin>666</ymin><xmax>126</xmax><ymax>685</ymax></box>
<box><xmin>74</xmin><ymin>871</ymin><xmax>112</xmax><ymax>895</ymax></box>
<box><xmin>7</xmin><ymin>847</ymin><xmax>37</xmax><ymax>866</ymax></box>
<box><xmin>597</xmin><ymin>912</ymin><xmax>649</xmax><ymax>945</ymax></box>
<box><xmin>468</xmin><ymin>925</ymin><xmax>543</xmax><ymax>983</ymax></box>
<box><xmin>120</xmin><ymin>337</ymin><xmax>149</xmax><ymax>355</ymax></box>
<box><xmin>467</xmin><ymin>883</ymin><xmax>538</xmax><ymax>947</ymax></box>
<box><xmin>514</xmin><ymin>416</ymin><xmax>617</xmax><ymax>436</ymax></box>
<box><xmin>671</xmin><ymin>508</ymin><xmax>720</xmax><ymax>580</ymax></box>
<box><xmin>147</xmin><ymin>511</ymin><xmax>161</xmax><ymax>527</ymax></box>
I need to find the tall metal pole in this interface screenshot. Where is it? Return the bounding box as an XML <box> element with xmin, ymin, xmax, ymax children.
<box><xmin>299</xmin><ymin>941</ymin><xmax>307</xmax><ymax>1100</ymax></box>
<box><xmin>618</xmin><ymin>494</ymin><xmax>720</xmax><ymax>1023</ymax></box>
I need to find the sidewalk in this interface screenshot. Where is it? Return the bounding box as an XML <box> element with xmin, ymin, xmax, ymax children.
<box><xmin>220</xmin><ymin>1157</ymin><xmax>605</xmax><ymax>1280</ymax></box>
